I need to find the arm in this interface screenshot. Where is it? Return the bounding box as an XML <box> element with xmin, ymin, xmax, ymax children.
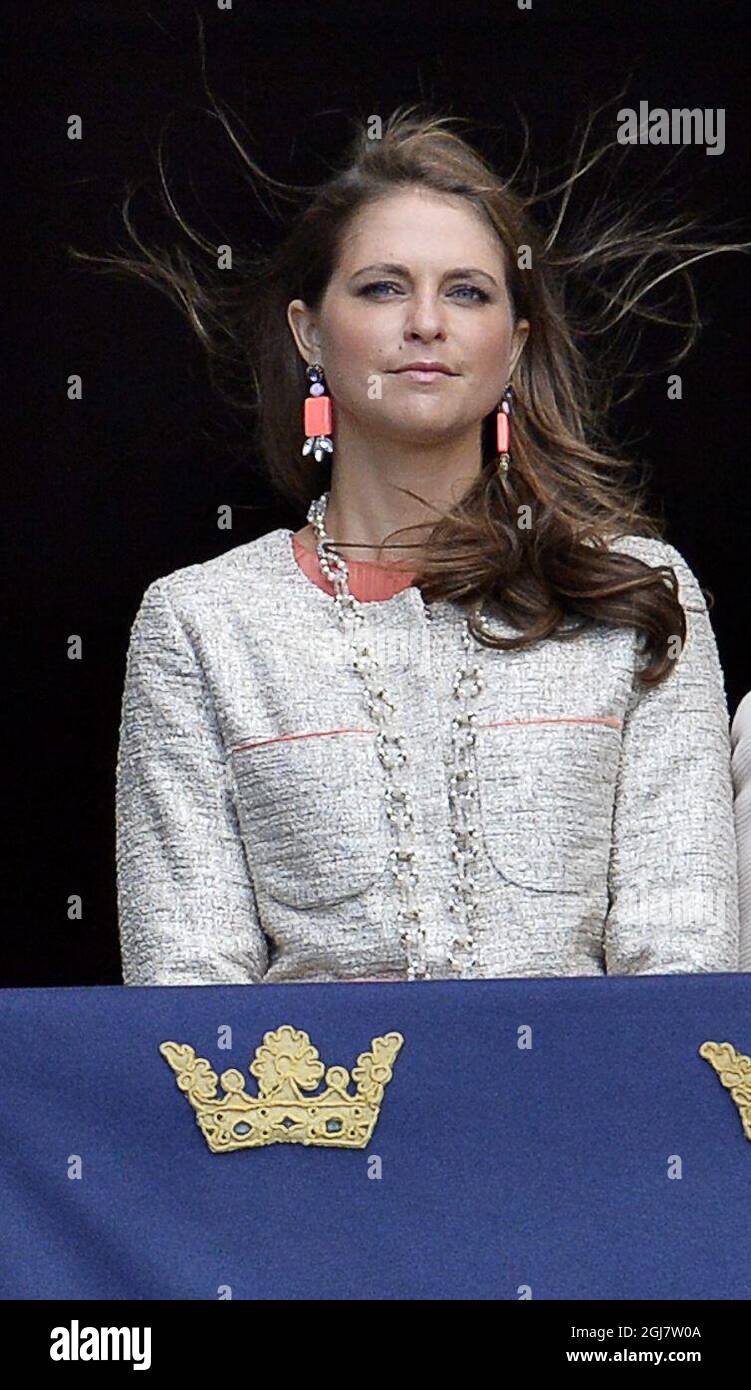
<box><xmin>730</xmin><ymin>690</ymin><xmax>751</xmax><ymax>971</ymax></box>
<box><xmin>605</xmin><ymin>542</ymin><xmax>740</xmax><ymax>974</ymax></box>
<box><xmin>115</xmin><ymin>579</ymin><xmax>270</xmax><ymax>984</ymax></box>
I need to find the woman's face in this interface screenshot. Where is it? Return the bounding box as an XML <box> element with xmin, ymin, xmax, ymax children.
<box><xmin>288</xmin><ymin>186</ymin><xmax>529</xmax><ymax>447</ymax></box>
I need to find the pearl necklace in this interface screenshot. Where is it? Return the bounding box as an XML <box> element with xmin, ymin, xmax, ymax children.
<box><xmin>307</xmin><ymin>491</ymin><xmax>487</xmax><ymax>981</ymax></box>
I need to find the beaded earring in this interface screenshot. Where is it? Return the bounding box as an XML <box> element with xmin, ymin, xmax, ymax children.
<box><xmin>302</xmin><ymin>362</ymin><xmax>334</xmax><ymax>465</ymax></box>
<box><xmin>496</xmin><ymin>382</ymin><xmax>514</xmax><ymax>481</ymax></box>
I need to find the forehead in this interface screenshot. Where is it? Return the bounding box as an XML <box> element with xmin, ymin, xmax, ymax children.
<box><xmin>335</xmin><ymin>187</ymin><xmax>507</xmax><ymax>275</ymax></box>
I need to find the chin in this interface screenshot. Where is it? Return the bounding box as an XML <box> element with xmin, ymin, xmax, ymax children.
<box><xmin>385</xmin><ymin>409</ymin><xmax>461</xmax><ymax>439</ymax></box>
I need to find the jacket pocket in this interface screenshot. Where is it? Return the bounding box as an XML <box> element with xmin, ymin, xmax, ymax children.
<box><xmin>474</xmin><ymin>717</ymin><xmax>622</xmax><ymax>893</ymax></box>
<box><xmin>228</xmin><ymin>729</ymin><xmax>391</xmax><ymax>908</ymax></box>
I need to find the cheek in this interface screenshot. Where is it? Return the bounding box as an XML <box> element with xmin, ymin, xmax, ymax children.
<box><xmin>468</xmin><ymin>323</ymin><xmax>514</xmax><ymax>399</ymax></box>
<box><xmin>320</xmin><ymin>303</ymin><xmax>379</xmax><ymax>369</ymax></box>
<box><xmin>319</xmin><ymin>309</ymin><xmax>393</xmax><ymax>406</ymax></box>
<box><xmin>472</xmin><ymin>315</ymin><xmax>512</xmax><ymax>367</ymax></box>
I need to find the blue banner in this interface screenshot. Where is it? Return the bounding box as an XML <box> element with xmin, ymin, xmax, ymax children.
<box><xmin>1</xmin><ymin>975</ymin><xmax>749</xmax><ymax>1299</ymax></box>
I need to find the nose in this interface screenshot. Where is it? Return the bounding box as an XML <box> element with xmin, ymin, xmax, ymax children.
<box><xmin>403</xmin><ymin>291</ymin><xmax>448</xmax><ymax>343</ymax></box>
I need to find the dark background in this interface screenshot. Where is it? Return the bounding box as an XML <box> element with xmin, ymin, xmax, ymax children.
<box><xmin>4</xmin><ymin>0</ymin><xmax>750</xmax><ymax>985</ymax></box>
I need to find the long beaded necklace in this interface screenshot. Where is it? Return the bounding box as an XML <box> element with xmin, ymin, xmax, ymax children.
<box><xmin>307</xmin><ymin>490</ymin><xmax>487</xmax><ymax>981</ymax></box>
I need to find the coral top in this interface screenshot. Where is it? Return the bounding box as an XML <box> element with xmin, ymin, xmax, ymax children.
<box><xmin>292</xmin><ymin>532</ymin><xmax>417</xmax><ymax>602</ymax></box>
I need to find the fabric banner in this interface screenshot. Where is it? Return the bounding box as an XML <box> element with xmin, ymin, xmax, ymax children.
<box><xmin>1</xmin><ymin>974</ymin><xmax>749</xmax><ymax>1299</ymax></box>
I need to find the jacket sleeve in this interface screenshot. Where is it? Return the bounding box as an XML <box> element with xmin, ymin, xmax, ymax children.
<box><xmin>604</xmin><ymin>542</ymin><xmax>740</xmax><ymax>974</ymax></box>
<box><xmin>730</xmin><ymin>690</ymin><xmax>751</xmax><ymax>971</ymax></box>
<box><xmin>115</xmin><ymin>579</ymin><xmax>270</xmax><ymax>985</ymax></box>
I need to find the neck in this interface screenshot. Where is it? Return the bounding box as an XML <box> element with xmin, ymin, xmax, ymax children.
<box><xmin>303</xmin><ymin>415</ymin><xmax>484</xmax><ymax>566</ymax></box>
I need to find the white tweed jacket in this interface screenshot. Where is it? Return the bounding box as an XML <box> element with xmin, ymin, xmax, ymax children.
<box><xmin>731</xmin><ymin>690</ymin><xmax>751</xmax><ymax>970</ymax></box>
<box><xmin>115</xmin><ymin>528</ymin><xmax>741</xmax><ymax>985</ymax></box>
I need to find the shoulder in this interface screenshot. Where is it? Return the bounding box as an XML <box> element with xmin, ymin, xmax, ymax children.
<box><xmin>731</xmin><ymin>689</ymin><xmax>751</xmax><ymax>751</ymax></box>
<box><xmin>601</xmin><ymin>532</ymin><xmax>709</xmax><ymax>614</ymax></box>
<box><xmin>133</xmin><ymin>529</ymin><xmax>288</xmax><ymax>630</ymax></box>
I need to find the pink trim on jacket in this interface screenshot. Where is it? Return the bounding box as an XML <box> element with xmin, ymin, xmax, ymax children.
<box><xmin>232</xmin><ymin>728</ymin><xmax>375</xmax><ymax>753</ymax></box>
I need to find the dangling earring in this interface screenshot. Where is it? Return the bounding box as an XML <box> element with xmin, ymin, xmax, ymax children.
<box><xmin>496</xmin><ymin>381</ymin><xmax>514</xmax><ymax>481</ymax></box>
<box><xmin>302</xmin><ymin>362</ymin><xmax>334</xmax><ymax>465</ymax></box>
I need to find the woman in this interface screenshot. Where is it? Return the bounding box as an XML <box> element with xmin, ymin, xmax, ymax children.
<box><xmin>109</xmin><ymin>107</ymin><xmax>743</xmax><ymax>984</ymax></box>
<box><xmin>731</xmin><ymin>690</ymin><xmax>751</xmax><ymax>969</ymax></box>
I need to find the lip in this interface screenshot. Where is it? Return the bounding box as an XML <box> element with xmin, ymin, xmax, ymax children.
<box><xmin>392</xmin><ymin>362</ymin><xmax>458</xmax><ymax>378</ymax></box>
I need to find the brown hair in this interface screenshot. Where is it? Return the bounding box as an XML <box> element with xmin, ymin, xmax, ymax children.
<box><xmin>68</xmin><ymin>91</ymin><xmax>750</xmax><ymax>686</ymax></box>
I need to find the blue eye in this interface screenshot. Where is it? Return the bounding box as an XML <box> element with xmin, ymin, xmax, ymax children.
<box><xmin>449</xmin><ymin>285</ymin><xmax>490</xmax><ymax>302</ymax></box>
<box><xmin>358</xmin><ymin>281</ymin><xmax>402</xmax><ymax>296</ymax></box>
<box><xmin>357</xmin><ymin>281</ymin><xmax>489</xmax><ymax>302</ymax></box>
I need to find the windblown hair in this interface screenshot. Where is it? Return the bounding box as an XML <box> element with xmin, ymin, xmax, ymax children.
<box><xmin>69</xmin><ymin>84</ymin><xmax>750</xmax><ymax>687</ymax></box>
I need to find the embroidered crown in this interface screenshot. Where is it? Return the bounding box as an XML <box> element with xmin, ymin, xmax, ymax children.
<box><xmin>699</xmin><ymin>1039</ymin><xmax>751</xmax><ymax>1141</ymax></box>
<box><xmin>160</xmin><ymin>1025</ymin><xmax>404</xmax><ymax>1152</ymax></box>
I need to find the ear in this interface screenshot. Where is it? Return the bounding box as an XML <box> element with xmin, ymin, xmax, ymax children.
<box><xmin>287</xmin><ymin>299</ymin><xmax>323</xmax><ymax>367</ymax></box>
<box><xmin>509</xmin><ymin>318</ymin><xmax>530</xmax><ymax>377</ymax></box>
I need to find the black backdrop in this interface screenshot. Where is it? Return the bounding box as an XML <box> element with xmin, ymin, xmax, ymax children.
<box><xmin>4</xmin><ymin>0</ymin><xmax>750</xmax><ymax>985</ymax></box>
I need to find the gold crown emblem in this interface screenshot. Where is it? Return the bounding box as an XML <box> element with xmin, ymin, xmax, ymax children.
<box><xmin>699</xmin><ymin>1040</ymin><xmax>751</xmax><ymax>1141</ymax></box>
<box><xmin>160</xmin><ymin>1025</ymin><xmax>404</xmax><ymax>1152</ymax></box>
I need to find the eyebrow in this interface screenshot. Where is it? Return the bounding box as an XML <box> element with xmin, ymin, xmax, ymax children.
<box><xmin>349</xmin><ymin>262</ymin><xmax>499</xmax><ymax>287</ymax></box>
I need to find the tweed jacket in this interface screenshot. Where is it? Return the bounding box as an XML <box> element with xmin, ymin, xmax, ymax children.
<box><xmin>731</xmin><ymin>689</ymin><xmax>751</xmax><ymax>970</ymax></box>
<box><xmin>115</xmin><ymin>528</ymin><xmax>741</xmax><ymax>985</ymax></box>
